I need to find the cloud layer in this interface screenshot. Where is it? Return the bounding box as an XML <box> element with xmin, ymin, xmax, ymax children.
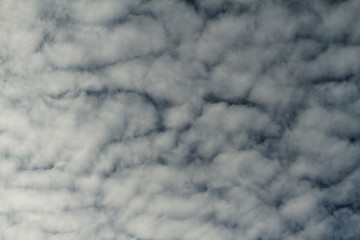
<box><xmin>0</xmin><ymin>0</ymin><xmax>359</xmax><ymax>239</ymax></box>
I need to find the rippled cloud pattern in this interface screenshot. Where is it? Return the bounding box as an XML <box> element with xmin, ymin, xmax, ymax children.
<box><xmin>0</xmin><ymin>0</ymin><xmax>360</xmax><ymax>239</ymax></box>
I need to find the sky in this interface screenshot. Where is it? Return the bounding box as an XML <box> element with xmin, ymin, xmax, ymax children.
<box><xmin>0</xmin><ymin>0</ymin><xmax>359</xmax><ymax>239</ymax></box>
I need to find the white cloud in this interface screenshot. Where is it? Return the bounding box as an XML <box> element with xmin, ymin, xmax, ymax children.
<box><xmin>0</xmin><ymin>0</ymin><xmax>359</xmax><ymax>239</ymax></box>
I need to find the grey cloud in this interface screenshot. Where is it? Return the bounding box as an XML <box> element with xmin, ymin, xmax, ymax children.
<box><xmin>0</xmin><ymin>0</ymin><xmax>359</xmax><ymax>239</ymax></box>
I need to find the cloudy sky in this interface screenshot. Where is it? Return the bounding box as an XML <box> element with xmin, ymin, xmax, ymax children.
<box><xmin>0</xmin><ymin>0</ymin><xmax>359</xmax><ymax>239</ymax></box>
